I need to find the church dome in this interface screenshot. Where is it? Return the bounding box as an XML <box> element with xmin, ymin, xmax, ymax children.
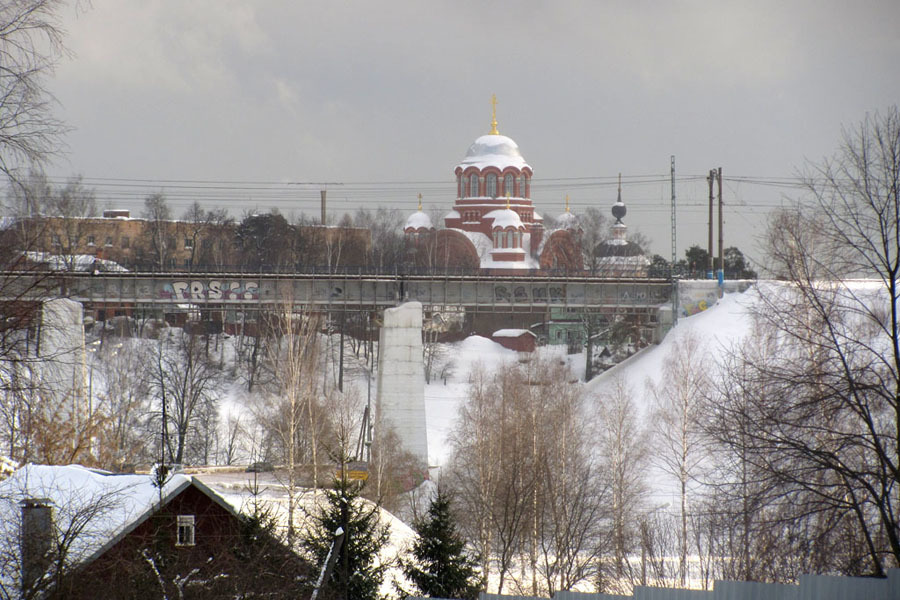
<box><xmin>484</xmin><ymin>207</ymin><xmax>524</xmax><ymax>229</ymax></box>
<box><xmin>405</xmin><ymin>210</ymin><xmax>433</xmax><ymax>231</ymax></box>
<box><xmin>557</xmin><ymin>211</ymin><xmax>578</xmax><ymax>229</ymax></box>
<box><xmin>457</xmin><ymin>134</ymin><xmax>531</xmax><ymax>172</ymax></box>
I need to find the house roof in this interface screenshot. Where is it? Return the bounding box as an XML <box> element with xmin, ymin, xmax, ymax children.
<box><xmin>0</xmin><ymin>464</ymin><xmax>240</xmax><ymax>592</ymax></box>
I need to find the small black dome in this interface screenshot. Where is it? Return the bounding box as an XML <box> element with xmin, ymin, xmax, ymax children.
<box><xmin>612</xmin><ymin>201</ymin><xmax>626</xmax><ymax>223</ymax></box>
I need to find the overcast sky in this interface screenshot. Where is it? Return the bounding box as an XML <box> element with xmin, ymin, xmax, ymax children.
<box><xmin>45</xmin><ymin>1</ymin><xmax>900</xmax><ymax>262</ymax></box>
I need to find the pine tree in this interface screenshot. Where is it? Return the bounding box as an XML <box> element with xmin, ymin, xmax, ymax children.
<box><xmin>403</xmin><ymin>488</ymin><xmax>481</xmax><ymax>600</ymax></box>
<box><xmin>303</xmin><ymin>476</ymin><xmax>391</xmax><ymax>600</ymax></box>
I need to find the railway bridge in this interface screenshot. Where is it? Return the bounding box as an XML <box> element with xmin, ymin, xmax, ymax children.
<box><xmin>2</xmin><ymin>270</ymin><xmax>674</xmax><ymax>340</ymax></box>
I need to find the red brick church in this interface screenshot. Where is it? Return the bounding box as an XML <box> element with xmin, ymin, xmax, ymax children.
<box><xmin>404</xmin><ymin>97</ymin><xmax>585</xmax><ymax>273</ymax></box>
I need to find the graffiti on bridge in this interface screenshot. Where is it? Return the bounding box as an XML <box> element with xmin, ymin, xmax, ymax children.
<box><xmin>162</xmin><ymin>280</ymin><xmax>260</xmax><ymax>301</ymax></box>
<box><xmin>494</xmin><ymin>285</ymin><xmax>566</xmax><ymax>303</ymax></box>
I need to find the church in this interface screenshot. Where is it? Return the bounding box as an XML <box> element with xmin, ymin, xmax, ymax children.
<box><xmin>403</xmin><ymin>97</ymin><xmax>648</xmax><ymax>277</ymax></box>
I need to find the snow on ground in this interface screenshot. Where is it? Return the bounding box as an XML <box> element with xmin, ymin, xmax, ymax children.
<box><xmin>423</xmin><ymin>335</ymin><xmax>575</xmax><ymax>468</ymax></box>
<box><xmin>584</xmin><ymin>288</ymin><xmax>756</xmax><ymax>414</ymax></box>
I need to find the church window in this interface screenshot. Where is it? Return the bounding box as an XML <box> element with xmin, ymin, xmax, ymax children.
<box><xmin>520</xmin><ymin>175</ymin><xmax>527</xmax><ymax>198</ymax></box>
<box><xmin>504</xmin><ymin>174</ymin><xmax>514</xmax><ymax>196</ymax></box>
<box><xmin>457</xmin><ymin>175</ymin><xmax>462</xmax><ymax>197</ymax></box>
<box><xmin>507</xmin><ymin>230</ymin><xmax>514</xmax><ymax>248</ymax></box>
<box><xmin>486</xmin><ymin>174</ymin><xmax>497</xmax><ymax>198</ymax></box>
<box><xmin>492</xmin><ymin>231</ymin><xmax>498</xmax><ymax>248</ymax></box>
<box><xmin>468</xmin><ymin>174</ymin><xmax>479</xmax><ymax>197</ymax></box>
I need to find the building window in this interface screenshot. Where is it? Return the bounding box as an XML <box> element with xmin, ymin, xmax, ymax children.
<box><xmin>492</xmin><ymin>231</ymin><xmax>498</xmax><ymax>248</ymax></box>
<box><xmin>105</xmin><ymin>236</ymin><xmax>113</xmax><ymax>247</ymax></box>
<box><xmin>468</xmin><ymin>174</ymin><xmax>479</xmax><ymax>197</ymax></box>
<box><xmin>184</xmin><ymin>238</ymin><xmax>193</xmax><ymax>249</ymax></box>
<box><xmin>167</xmin><ymin>237</ymin><xmax>176</xmax><ymax>250</ymax></box>
<box><xmin>504</xmin><ymin>173</ymin><xmax>514</xmax><ymax>196</ymax></box>
<box><xmin>121</xmin><ymin>236</ymin><xmax>130</xmax><ymax>248</ymax></box>
<box><xmin>507</xmin><ymin>231</ymin><xmax>514</xmax><ymax>248</ymax></box>
<box><xmin>87</xmin><ymin>235</ymin><xmax>95</xmax><ymax>246</ymax></box>
<box><xmin>51</xmin><ymin>234</ymin><xmax>60</xmax><ymax>246</ymax></box>
<box><xmin>486</xmin><ymin>174</ymin><xmax>497</xmax><ymax>198</ymax></box>
<box><xmin>520</xmin><ymin>175</ymin><xmax>527</xmax><ymax>198</ymax></box>
<box><xmin>176</xmin><ymin>515</ymin><xmax>195</xmax><ymax>546</ymax></box>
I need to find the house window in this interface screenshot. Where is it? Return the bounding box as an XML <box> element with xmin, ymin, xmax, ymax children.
<box><xmin>51</xmin><ymin>234</ymin><xmax>60</xmax><ymax>246</ymax></box>
<box><xmin>121</xmin><ymin>236</ymin><xmax>130</xmax><ymax>248</ymax></box>
<box><xmin>176</xmin><ymin>515</ymin><xmax>195</xmax><ymax>546</ymax></box>
<box><xmin>167</xmin><ymin>237</ymin><xmax>176</xmax><ymax>250</ymax></box>
<box><xmin>468</xmin><ymin>174</ymin><xmax>479</xmax><ymax>197</ymax></box>
<box><xmin>486</xmin><ymin>174</ymin><xmax>497</xmax><ymax>198</ymax></box>
<box><xmin>184</xmin><ymin>238</ymin><xmax>193</xmax><ymax>249</ymax></box>
<box><xmin>87</xmin><ymin>235</ymin><xmax>95</xmax><ymax>246</ymax></box>
<box><xmin>504</xmin><ymin>174</ymin><xmax>514</xmax><ymax>196</ymax></box>
<box><xmin>105</xmin><ymin>236</ymin><xmax>113</xmax><ymax>247</ymax></box>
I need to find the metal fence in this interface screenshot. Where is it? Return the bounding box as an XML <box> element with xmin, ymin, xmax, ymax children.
<box><xmin>471</xmin><ymin>569</ymin><xmax>899</xmax><ymax>600</ymax></box>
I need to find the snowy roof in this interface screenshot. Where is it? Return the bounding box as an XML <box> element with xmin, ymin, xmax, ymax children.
<box><xmin>457</xmin><ymin>134</ymin><xmax>531</xmax><ymax>172</ymax></box>
<box><xmin>492</xmin><ymin>329</ymin><xmax>536</xmax><ymax>338</ymax></box>
<box><xmin>453</xmin><ymin>229</ymin><xmax>540</xmax><ymax>269</ymax></box>
<box><xmin>0</xmin><ymin>464</ymin><xmax>235</xmax><ymax>591</ymax></box>
<box><xmin>484</xmin><ymin>208</ymin><xmax>524</xmax><ymax>229</ymax></box>
<box><xmin>404</xmin><ymin>210</ymin><xmax>433</xmax><ymax>231</ymax></box>
<box><xmin>556</xmin><ymin>211</ymin><xmax>578</xmax><ymax>228</ymax></box>
<box><xmin>444</xmin><ymin>209</ymin><xmax>460</xmax><ymax>220</ymax></box>
<box><xmin>22</xmin><ymin>252</ymin><xmax>129</xmax><ymax>272</ymax></box>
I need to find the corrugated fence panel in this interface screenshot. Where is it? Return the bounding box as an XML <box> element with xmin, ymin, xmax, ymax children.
<box><xmin>712</xmin><ymin>580</ymin><xmax>798</xmax><ymax>600</ymax></box>
<box><xmin>633</xmin><ymin>587</ymin><xmax>712</xmax><ymax>600</ymax></box>
<box><xmin>554</xmin><ymin>591</ymin><xmax>631</xmax><ymax>600</ymax></box>
<box><xmin>797</xmin><ymin>573</ymin><xmax>895</xmax><ymax>600</ymax></box>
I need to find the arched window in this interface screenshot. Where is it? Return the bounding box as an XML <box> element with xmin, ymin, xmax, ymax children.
<box><xmin>504</xmin><ymin>173</ymin><xmax>514</xmax><ymax>197</ymax></box>
<box><xmin>486</xmin><ymin>174</ymin><xmax>497</xmax><ymax>198</ymax></box>
<box><xmin>457</xmin><ymin>175</ymin><xmax>462</xmax><ymax>197</ymax></box>
<box><xmin>507</xmin><ymin>230</ymin><xmax>514</xmax><ymax>248</ymax></box>
<box><xmin>520</xmin><ymin>175</ymin><xmax>527</xmax><ymax>198</ymax></box>
<box><xmin>492</xmin><ymin>231</ymin><xmax>498</xmax><ymax>248</ymax></box>
<box><xmin>468</xmin><ymin>174</ymin><xmax>479</xmax><ymax>197</ymax></box>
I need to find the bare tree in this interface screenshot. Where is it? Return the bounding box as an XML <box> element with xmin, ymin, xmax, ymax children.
<box><xmin>0</xmin><ymin>0</ymin><xmax>70</xmax><ymax>184</ymax></box>
<box><xmin>45</xmin><ymin>176</ymin><xmax>97</xmax><ymax>271</ymax></box>
<box><xmin>149</xmin><ymin>329</ymin><xmax>222</xmax><ymax>465</ymax></box>
<box><xmin>140</xmin><ymin>193</ymin><xmax>172</xmax><ymax>271</ymax></box>
<box><xmin>707</xmin><ymin>107</ymin><xmax>900</xmax><ymax>577</ymax></box>
<box><xmin>648</xmin><ymin>333</ymin><xmax>709</xmax><ymax>587</ymax></box>
<box><xmin>91</xmin><ymin>339</ymin><xmax>153</xmax><ymax>470</ymax></box>
<box><xmin>596</xmin><ymin>375</ymin><xmax>649</xmax><ymax>592</ymax></box>
<box><xmin>446</xmin><ymin>359</ymin><xmax>607</xmax><ymax>595</ymax></box>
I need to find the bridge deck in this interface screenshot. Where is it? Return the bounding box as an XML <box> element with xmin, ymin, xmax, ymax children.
<box><xmin>2</xmin><ymin>271</ymin><xmax>672</xmax><ymax>313</ymax></box>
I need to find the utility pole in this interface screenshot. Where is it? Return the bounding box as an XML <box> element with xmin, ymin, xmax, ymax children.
<box><xmin>320</xmin><ymin>189</ymin><xmax>327</xmax><ymax>225</ymax></box>
<box><xmin>717</xmin><ymin>167</ymin><xmax>724</xmax><ymax>292</ymax></box>
<box><xmin>670</xmin><ymin>155</ymin><xmax>678</xmax><ymax>326</ymax></box>
<box><xmin>707</xmin><ymin>170</ymin><xmax>715</xmax><ymax>279</ymax></box>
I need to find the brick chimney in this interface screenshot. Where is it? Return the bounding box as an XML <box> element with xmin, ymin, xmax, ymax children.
<box><xmin>20</xmin><ymin>498</ymin><xmax>53</xmax><ymax>593</ymax></box>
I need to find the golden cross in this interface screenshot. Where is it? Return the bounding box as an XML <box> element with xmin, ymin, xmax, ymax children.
<box><xmin>565</xmin><ymin>194</ymin><xmax>570</xmax><ymax>212</ymax></box>
<box><xmin>417</xmin><ymin>193</ymin><xmax>423</xmax><ymax>211</ymax></box>
<box><xmin>489</xmin><ymin>94</ymin><xmax>499</xmax><ymax>135</ymax></box>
